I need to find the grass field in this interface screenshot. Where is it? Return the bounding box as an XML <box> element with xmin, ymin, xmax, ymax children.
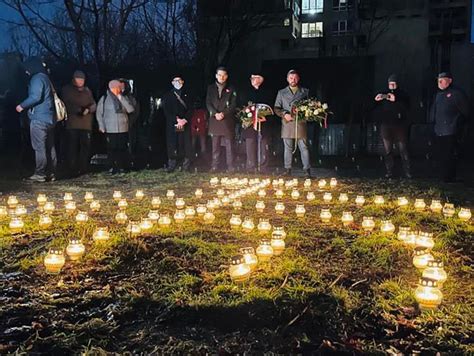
<box><xmin>0</xmin><ymin>170</ymin><xmax>473</xmax><ymax>354</ymax></box>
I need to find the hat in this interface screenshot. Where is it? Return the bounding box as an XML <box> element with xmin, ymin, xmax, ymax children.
<box><xmin>387</xmin><ymin>74</ymin><xmax>397</xmax><ymax>83</ymax></box>
<box><xmin>287</xmin><ymin>69</ymin><xmax>299</xmax><ymax>77</ymax></box>
<box><xmin>437</xmin><ymin>72</ymin><xmax>452</xmax><ymax>79</ymax></box>
<box><xmin>73</xmin><ymin>70</ymin><xmax>86</xmax><ymax>79</ymax></box>
<box><xmin>108</xmin><ymin>80</ymin><xmax>122</xmax><ymax>90</ymax></box>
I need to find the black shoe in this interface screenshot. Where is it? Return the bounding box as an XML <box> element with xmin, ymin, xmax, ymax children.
<box><xmin>385</xmin><ymin>173</ymin><xmax>393</xmax><ymax>179</ymax></box>
<box><xmin>226</xmin><ymin>167</ymin><xmax>235</xmax><ymax>173</ymax></box>
<box><xmin>25</xmin><ymin>174</ymin><xmax>46</xmax><ymax>183</ymax></box>
<box><xmin>210</xmin><ymin>167</ymin><xmax>219</xmax><ymax>173</ymax></box>
<box><xmin>167</xmin><ymin>160</ymin><xmax>177</xmax><ymax>173</ymax></box>
<box><xmin>182</xmin><ymin>158</ymin><xmax>191</xmax><ymax>172</ymax></box>
<box><xmin>47</xmin><ymin>174</ymin><xmax>56</xmax><ymax>182</ymax></box>
<box><xmin>304</xmin><ymin>169</ymin><xmax>311</xmax><ymax>178</ymax></box>
<box><xmin>284</xmin><ymin>168</ymin><xmax>292</xmax><ymax>177</ymax></box>
<box><xmin>404</xmin><ymin>172</ymin><xmax>413</xmax><ymax>179</ymax></box>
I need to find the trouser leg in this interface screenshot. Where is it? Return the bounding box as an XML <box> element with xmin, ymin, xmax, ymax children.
<box><xmin>297</xmin><ymin>138</ymin><xmax>311</xmax><ymax>171</ymax></box>
<box><xmin>283</xmin><ymin>138</ymin><xmax>294</xmax><ymax>169</ymax></box>
<box><xmin>78</xmin><ymin>130</ymin><xmax>92</xmax><ymax>173</ymax></box>
<box><xmin>211</xmin><ymin>135</ymin><xmax>221</xmax><ymax>170</ymax></box>
<box><xmin>381</xmin><ymin>125</ymin><xmax>394</xmax><ymax>176</ymax></box>
<box><xmin>224</xmin><ymin>137</ymin><xmax>234</xmax><ymax>171</ymax></box>
<box><xmin>245</xmin><ymin>138</ymin><xmax>257</xmax><ymax>170</ymax></box>
<box><xmin>29</xmin><ymin>121</ymin><xmax>47</xmax><ymax>177</ymax></box>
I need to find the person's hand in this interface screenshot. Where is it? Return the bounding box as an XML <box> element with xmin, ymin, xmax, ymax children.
<box><xmin>258</xmin><ymin>116</ymin><xmax>266</xmax><ymax>123</ymax></box>
<box><xmin>215</xmin><ymin>112</ymin><xmax>224</xmax><ymax>121</ymax></box>
<box><xmin>99</xmin><ymin>128</ymin><xmax>105</xmax><ymax>133</ymax></box>
<box><xmin>82</xmin><ymin>108</ymin><xmax>90</xmax><ymax>116</ymax></box>
<box><xmin>387</xmin><ymin>93</ymin><xmax>396</xmax><ymax>102</ymax></box>
<box><xmin>375</xmin><ymin>94</ymin><xmax>384</xmax><ymax>101</ymax></box>
<box><xmin>16</xmin><ymin>105</ymin><xmax>24</xmax><ymax>113</ymax></box>
<box><xmin>284</xmin><ymin>113</ymin><xmax>293</xmax><ymax>122</ymax></box>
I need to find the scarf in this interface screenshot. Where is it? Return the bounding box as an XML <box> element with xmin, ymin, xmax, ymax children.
<box><xmin>216</xmin><ymin>82</ymin><xmax>225</xmax><ymax>98</ymax></box>
<box><xmin>107</xmin><ymin>89</ymin><xmax>124</xmax><ymax>113</ymax></box>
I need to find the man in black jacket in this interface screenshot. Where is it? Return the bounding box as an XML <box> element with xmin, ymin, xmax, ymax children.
<box><xmin>240</xmin><ymin>71</ymin><xmax>273</xmax><ymax>173</ymax></box>
<box><xmin>161</xmin><ymin>75</ymin><xmax>193</xmax><ymax>172</ymax></box>
<box><xmin>374</xmin><ymin>74</ymin><xmax>411</xmax><ymax>179</ymax></box>
<box><xmin>429</xmin><ymin>72</ymin><xmax>469</xmax><ymax>183</ymax></box>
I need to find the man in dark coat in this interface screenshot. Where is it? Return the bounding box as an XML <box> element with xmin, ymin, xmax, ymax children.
<box><xmin>240</xmin><ymin>71</ymin><xmax>273</xmax><ymax>172</ymax></box>
<box><xmin>161</xmin><ymin>75</ymin><xmax>193</xmax><ymax>172</ymax></box>
<box><xmin>62</xmin><ymin>70</ymin><xmax>97</xmax><ymax>177</ymax></box>
<box><xmin>206</xmin><ymin>66</ymin><xmax>237</xmax><ymax>172</ymax></box>
<box><xmin>429</xmin><ymin>72</ymin><xmax>469</xmax><ymax>182</ymax></box>
<box><xmin>374</xmin><ymin>74</ymin><xmax>411</xmax><ymax>179</ymax></box>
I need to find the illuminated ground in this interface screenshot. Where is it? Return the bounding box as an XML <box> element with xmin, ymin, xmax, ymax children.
<box><xmin>0</xmin><ymin>170</ymin><xmax>473</xmax><ymax>354</ymax></box>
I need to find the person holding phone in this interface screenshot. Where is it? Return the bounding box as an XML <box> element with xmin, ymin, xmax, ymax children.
<box><xmin>374</xmin><ymin>74</ymin><xmax>411</xmax><ymax>179</ymax></box>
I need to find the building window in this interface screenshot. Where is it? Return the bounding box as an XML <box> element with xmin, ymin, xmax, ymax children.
<box><xmin>302</xmin><ymin>0</ymin><xmax>324</xmax><ymax>14</ymax></box>
<box><xmin>332</xmin><ymin>0</ymin><xmax>353</xmax><ymax>11</ymax></box>
<box><xmin>332</xmin><ymin>20</ymin><xmax>352</xmax><ymax>34</ymax></box>
<box><xmin>302</xmin><ymin>22</ymin><xmax>324</xmax><ymax>38</ymax></box>
<box><xmin>284</xmin><ymin>18</ymin><xmax>291</xmax><ymax>26</ymax></box>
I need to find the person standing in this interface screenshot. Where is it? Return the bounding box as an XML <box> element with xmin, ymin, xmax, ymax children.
<box><xmin>16</xmin><ymin>56</ymin><xmax>56</xmax><ymax>182</ymax></box>
<box><xmin>241</xmin><ymin>71</ymin><xmax>272</xmax><ymax>173</ymax></box>
<box><xmin>61</xmin><ymin>70</ymin><xmax>96</xmax><ymax>177</ymax></box>
<box><xmin>118</xmin><ymin>79</ymin><xmax>140</xmax><ymax>169</ymax></box>
<box><xmin>190</xmin><ymin>100</ymin><xmax>208</xmax><ymax>157</ymax></box>
<box><xmin>206</xmin><ymin>66</ymin><xmax>238</xmax><ymax>172</ymax></box>
<box><xmin>161</xmin><ymin>75</ymin><xmax>193</xmax><ymax>172</ymax></box>
<box><xmin>374</xmin><ymin>74</ymin><xmax>411</xmax><ymax>179</ymax></box>
<box><xmin>96</xmin><ymin>80</ymin><xmax>135</xmax><ymax>174</ymax></box>
<box><xmin>430</xmin><ymin>72</ymin><xmax>469</xmax><ymax>183</ymax></box>
<box><xmin>274</xmin><ymin>69</ymin><xmax>311</xmax><ymax>177</ymax></box>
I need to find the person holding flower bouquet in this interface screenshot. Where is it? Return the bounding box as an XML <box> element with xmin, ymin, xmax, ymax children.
<box><xmin>240</xmin><ymin>71</ymin><xmax>273</xmax><ymax>172</ymax></box>
<box><xmin>274</xmin><ymin>70</ymin><xmax>311</xmax><ymax>177</ymax></box>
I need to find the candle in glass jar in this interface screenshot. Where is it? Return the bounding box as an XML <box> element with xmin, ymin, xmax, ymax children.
<box><xmin>374</xmin><ymin>195</ymin><xmax>385</xmax><ymax>205</ymax></box>
<box><xmin>203</xmin><ymin>211</ymin><xmax>215</xmax><ymax>224</ymax></box>
<box><xmin>210</xmin><ymin>177</ymin><xmax>219</xmax><ymax>187</ymax></box>
<box><xmin>0</xmin><ymin>205</ymin><xmax>8</xmax><ymax>218</ymax></box>
<box><xmin>43</xmin><ymin>201</ymin><xmax>55</xmax><ymax>214</ymax></box>
<box><xmin>397</xmin><ymin>226</ymin><xmax>411</xmax><ymax>241</ymax></box>
<box><xmin>216</xmin><ymin>189</ymin><xmax>225</xmax><ymax>198</ymax></box>
<box><xmin>320</xmin><ymin>208</ymin><xmax>332</xmax><ymax>223</ymax></box>
<box><xmin>196</xmin><ymin>204</ymin><xmax>207</xmax><ymax>216</ymax></box>
<box><xmin>415</xmin><ymin>231</ymin><xmax>435</xmax><ymax>250</ymax></box>
<box><xmin>9</xmin><ymin>217</ymin><xmax>24</xmax><ymax>233</ymax></box>
<box><xmin>185</xmin><ymin>206</ymin><xmax>196</xmax><ymax>218</ymax></box>
<box><xmin>341</xmin><ymin>211</ymin><xmax>354</xmax><ymax>226</ymax></box>
<box><xmin>241</xmin><ymin>217</ymin><xmax>255</xmax><ymax>232</ymax></box>
<box><xmin>158</xmin><ymin>214</ymin><xmax>172</xmax><ymax>227</ymax></box>
<box><xmin>151</xmin><ymin>196</ymin><xmax>161</xmax><ymax>209</ymax></box>
<box><xmin>221</xmin><ymin>196</ymin><xmax>231</xmax><ymax>206</ymax></box>
<box><xmin>175</xmin><ymin>198</ymin><xmax>185</xmax><ymax>210</ymax></box>
<box><xmin>240</xmin><ymin>247</ymin><xmax>258</xmax><ymax>271</ymax></box>
<box><xmin>442</xmin><ymin>203</ymin><xmax>455</xmax><ymax>218</ymax></box>
<box><xmin>414</xmin><ymin>277</ymin><xmax>443</xmax><ymax>311</ymax></box>
<box><xmin>195</xmin><ymin>188</ymin><xmax>203</xmax><ymax>199</ymax></box>
<box><xmin>295</xmin><ymin>204</ymin><xmax>306</xmax><ymax>218</ymax></box>
<box><xmin>430</xmin><ymin>199</ymin><xmax>442</xmax><ymax>213</ymax></box>
<box><xmin>414</xmin><ymin>199</ymin><xmax>426</xmax><ymax>211</ymax></box>
<box><xmin>361</xmin><ymin>216</ymin><xmax>375</xmax><ymax>231</ymax></box>
<box><xmin>380</xmin><ymin>220</ymin><xmax>395</xmax><ymax>234</ymax></box>
<box><xmin>228</xmin><ymin>255</ymin><xmax>251</xmax><ymax>283</ymax></box>
<box><xmin>166</xmin><ymin>189</ymin><xmax>175</xmax><ymax>200</ymax></box>
<box><xmin>66</xmin><ymin>239</ymin><xmax>86</xmax><ymax>260</ymax></box>
<box><xmin>174</xmin><ymin>210</ymin><xmax>186</xmax><ymax>224</ymax></box>
<box><xmin>90</xmin><ymin>200</ymin><xmax>101</xmax><ymax>212</ymax></box>
<box><xmin>233</xmin><ymin>199</ymin><xmax>243</xmax><ymax>210</ymax></box>
<box><xmin>291</xmin><ymin>189</ymin><xmax>300</xmax><ymax>200</ymax></box>
<box><xmin>135</xmin><ymin>189</ymin><xmax>145</xmax><ymax>200</ymax></box>
<box><xmin>229</xmin><ymin>214</ymin><xmax>242</xmax><ymax>229</ymax></box>
<box><xmin>63</xmin><ymin>192</ymin><xmax>73</xmax><ymax>202</ymax></box>
<box><xmin>7</xmin><ymin>195</ymin><xmax>18</xmax><ymax>209</ymax></box>
<box><xmin>258</xmin><ymin>189</ymin><xmax>266</xmax><ymax>198</ymax></box>
<box><xmin>329</xmin><ymin>178</ymin><xmax>337</xmax><ymax>188</ymax></box>
<box><xmin>126</xmin><ymin>221</ymin><xmax>142</xmax><ymax>237</ymax></box>
<box><xmin>413</xmin><ymin>247</ymin><xmax>434</xmax><ymax>270</ymax></box>
<box><xmin>303</xmin><ymin>179</ymin><xmax>311</xmax><ymax>189</ymax></box>
<box><xmin>75</xmin><ymin>211</ymin><xmax>89</xmax><ymax>224</ymax></box>
<box><xmin>318</xmin><ymin>179</ymin><xmax>327</xmax><ymax>189</ymax></box>
<box><xmin>323</xmin><ymin>193</ymin><xmax>332</xmax><ymax>203</ymax></box>
<box><xmin>306</xmin><ymin>192</ymin><xmax>316</xmax><ymax>201</ymax></box>
<box><xmin>257</xmin><ymin>218</ymin><xmax>272</xmax><ymax>234</ymax></box>
<box><xmin>115</xmin><ymin>211</ymin><xmax>128</xmax><ymax>224</ymax></box>
<box><xmin>275</xmin><ymin>202</ymin><xmax>285</xmax><ymax>215</ymax></box>
<box><xmin>113</xmin><ymin>191</ymin><xmax>122</xmax><ymax>201</ymax></box>
<box><xmin>140</xmin><ymin>218</ymin><xmax>154</xmax><ymax>232</ymax></box>
<box><xmin>65</xmin><ymin>201</ymin><xmax>77</xmax><ymax>214</ymax></box>
<box><xmin>44</xmin><ymin>248</ymin><xmax>65</xmax><ymax>274</ymax></box>
<box><xmin>458</xmin><ymin>208</ymin><xmax>471</xmax><ymax>221</ymax></box>
<box><xmin>355</xmin><ymin>195</ymin><xmax>365</xmax><ymax>206</ymax></box>
<box><xmin>148</xmin><ymin>210</ymin><xmax>160</xmax><ymax>222</ymax></box>
<box><xmin>339</xmin><ymin>193</ymin><xmax>349</xmax><ymax>203</ymax></box>
<box><xmin>117</xmin><ymin>199</ymin><xmax>128</xmax><ymax>210</ymax></box>
<box><xmin>84</xmin><ymin>192</ymin><xmax>94</xmax><ymax>202</ymax></box>
<box><xmin>39</xmin><ymin>214</ymin><xmax>52</xmax><ymax>229</ymax></box>
<box><xmin>422</xmin><ymin>260</ymin><xmax>447</xmax><ymax>287</ymax></box>
<box><xmin>275</xmin><ymin>189</ymin><xmax>284</xmax><ymax>198</ymax></box>
<box><xmin>255</xmin><ymin>201</ymin><xmax>265</xmax><ymax>213</ymax></box>
<box><xmin>15</xmin><ymin>204</ymin><xmax>27</xmax><ymax>216</ymax></box>
<box><xmin>271</xmin><ymin>233</ymin><xmax>285</xmax><ymax>256</ymax></box>
<box><xmin>37</xmin><ymin>194</ymin><xmax>48</xmax><ymax>206</ymax></box>
<box><xmin>397</xmin><ymin>196</ymin><xmax>409</xmax><ymax>207</ymax></box>
<box><xmin>93</xmin><ymin>227</ymin><xmax>110</xmax><ymax>242</ymax></box>
<box><xmin>256</xmin><ymin>239</ymin><xmax>273</xmax><ymax>261</ymax></box>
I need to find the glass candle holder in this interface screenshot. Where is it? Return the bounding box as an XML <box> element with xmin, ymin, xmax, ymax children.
<box><xmin>240</xmin><ymin>247</ymin><xmax>258</xmax><ymax>271</ymax></box>
<box><xmin>7</xmin><ymin>195</ymin><xmax>19</xmax><ymax>209</ymax></box>
<box><xmin>258</xmin><ymin>189</ymin><xmax>266</xmax><ymax>198</ymax></box>
<box><xmin>414</xmin><ymin>277</ymin><xmax>443</xmax><ymax>311</ymax></box>
<box><xmin>15</xmin><ymin>204</ymin><xmax>27</xmax><ymax>216</ymax></box>
<box><xmin>63</xmin><ymin>193</ymin><xmax>73</xmax><ymax>202</ymax></box>
<box><xmin>90</xmin><ymin>200</ymin><xmax>101</xmax><ymax>212</ymax></box>
<box><xmin>151</xmin><ymin>196</ymin><xmax>161</xmax><ymax>209</ymax></box>
<box><xmin>397</xmin><ymin>196</ymin><xmax>409</xmax><ymax>207</ymax></box>
<box><xmin>9</xmin><ymin>217</ymin><xmax>24</xmax><ymax>234</ymax></box>
<box><xmin>397</xmin><ymin>226</ymin><xmax>411</xmax><ymax>241</ymax></box>
<box><xmin>275</xmin><ymin>202</ymin><xmax>285</xmax><ymax>215</ymax></box>
<box><xmin>442</xmin><ymin>203</ymin><xmax>455</xmax><ymax>218</ymax></box>
<box><xmin>318</xmin><ymin>179</ymin><xmax>327</xmax><ymax>189</ymax></box>
<box><xmin>115</xmin><ymin>211</ymin><xmax>128</xmax><ymax>224</ymax></box>
<box><xmin>271</xmin><ymin>234</ymin><xmax>285</xmax><ymax>256</ymax></box>
<box><xmin>228</xmin><ymin>255</ymin><xmax>251</xmax><ymax>283</ymax></box>
<box><xmin>339</xmin><ymin>193</ymin><xmax>349</xmax><ymax>203</ymax></box>
<box><xmin>135</xmin><ymin>189</ymin><xmax>145</xmax><ymax>200</ymax></box>
<box><xmin>458</xmin><ymin>208</ymin><xmax>471</xmax><ymax>221</ymax></box>
<box><xmin>216</xmin><ymin>189</ymin><xmax>225</xmax><ymax>198</ymax></box>
<box><xmin>203</xmin><ymin>211</ymin><xmax>215</xmax><ymax>224</ymax></box>
<box><xmin>323</xmin><ymin>193</ymin><xmax>332</xmax><ymax>203</ymax></box>
<box><xmin>422</xmin><ymin>260</ymin><xmax>447</xmax><ymax>287</ymax></box>
<box><xmin>65</xmin><ymin>201</ymin><xmax>77</xmax><ymax>214</ymax></box>
<box><xmin>148</xmin><ymin>210</ymin><xmax>160</xmax><ymax>222</ymax></box>
<box><xmin>374</xmin><ymin>195</ymin><xmax>385</xmax><ymax>205</ymax></box>
<box><xmin>295</xmin><ymin>204</ymin><xmax>306</xmax><ymax>218</ymax></box>
<box><xmin>257</xmin><ymin>218</ymin><xmax>272</xmax><ymax>234</ymax></box>
<box><xmin>185</xmin><ymin>206</ymin><xmax>196</xmax><ymax>218</ymax></box>
<box><xmin>173</xmin><ymin>210</ymin><xmax>186</xmax><ymax>224</ymax></box>
<box><xmin>44</xmin><ymin>248</ymin><xmax>65</xmax><ymax>274</ymax></box>
<box><xmin>355</xmin><ymin>195</ymin><xmax>365</xmax><ymax>206</ymax></box>
<box><xmin>39</xmin><ymin>214</ymin><xmax>52</xmax><ymax>229</ymax></box>
<box><xmin>415</xmin><ymin>231</ymin><xmax>435</xmax><ymax>250</ymax></box>
<box><xmin>210</xmin><ymin>177</ymin><xmax>219</xmax><ymax>187</ymax></box>
<box><xmin>117</xmin><ymin>199</ymin><xmax>128</xmax><ymax>211</ymax></box>
<box><xmin>158</xmin><ymin>214</ymin><xmax>172</xmax><ymax>227</ymax></box>
<box><xmin>196</xmin><ymin>204</ymin><xmax>207</xmax><ymax>216</ymax></box>
<box><xmin>341</xmin><ymin>211</ymin><xmax>354</xmax><ymax>226</ymax></box>
<box><xmin>126</xmin><ymin>221</ymin><xmax>142</xmax><ymax>237</ymax></box>
<box><xmin>430</xmin><ymin>199</ymin><xmax>442</xmax><ymax>213</ymax></box>
<box><xmin>43</xmin><ymin>201</ymin><xmax>55</xmax><ymax>214</ymax></box>
<box><xmin>195</xmin><ymin>188</ymin><xmax>203</xmax><ymax>199</ymax></box>
<box><xmin>414</xmin><ymin>199</ymin><xmax>426</xmax><ymax>211</ymax></box>
<box><xmin>37</xmin><ymin>194</ymin><xmax>48</xmax><ymax>206</ymax></box>
<box><xmin>140</xmin><ymin>218</ymin><xmax>154</xmax><ymax>232</ymax></box>
<box><xmin>75</xmin><ymin>211</ymin><xmax>89</xmax><ymax>224</ymax></box>
<box><xmin>113</xmin><ymin>191</ymin><xmax>122</xmax><ymax>201</ymax></box>
<box><xmin>413</xmin><ymin>247</ymin><xmax>434</xmax><ymax>270</ymax></box>
<box><xmin>330</xmin><ymin>178</ymin><xmax>337</xmax><ymax>188</ymax></box>
<box><xmin>93</xmin><ymin>227</ymin><xmax>110</xmax><ymax>242</ymax></box>
<box><xmin>232</xmin><ymin>199</ymin><xmax>243</xmax><ymax>210</ymax></box>
<box><xmin>255</xmin><ymin>201</ymin><xmax>265</xmax><ymax>213</ymax></box>
<box><xmin>361</xmin><ymin>216</ymin><xmax>375</xmax><ymax>231</ymax></box>
<box><xmin>380</xmin><ymin>220</ymin><xmax>395</xmax><ymax>234</ymax></box>
<box><xmin>0</xmin><ymin>205</ymin><xmax>8</xmax><ymax>218</ymax></box>
<box><xmin>256</xmin><ymin>239</ymin><xmax>274</xmax><ymax>262</ymax></box>
<box><xmin>66</xmin><ymin>239</ymin><xmax>86</xmax><ymax>261</ymax></box>
<box><xmin>84</xmin><ymin>192</ymin><xmax>94</xmax><ymax>203</ymax></box>
<box><xmin>291</xmin><ymin>189</ymin><xmax>300</xmax><ymax>200</ymax></box>
<box><xmin>175</xmin><ymin>198</ymin><xmax>185</xmax><ymax>210</ymax></box>
<box><xmin>306</xmin><ymin>192</ymin><xmax>316</xmax><ymax>201</ymax></box>
<box><xmin>320</xmin><ymin>208</ymin><xmax>332</xmax><ymax>223</ymax></box>
<box><xmin>241</xmin><ymin>217</ymin><xmax>255</xmax><ymax>232</ymax></box>
<box><xmin>166</xmin><ymin>189</ymin><xmax>175</xmax><ymax>200</ymax></box>
<box><xmin>229</xmin><ymin>214</ymin><xmax>242</xmax><ymax>229</ymax></box>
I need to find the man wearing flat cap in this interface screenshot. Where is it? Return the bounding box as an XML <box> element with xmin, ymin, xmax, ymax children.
<box><xmin>274</xmin><ymin>69</ymin><xmax>311</xmax><ymax>177</ymax></box>
<box><xmin>374</xmin><ymin>74</ymin><xmax>411</xmax><ymax>179</ymax></box>
<box><xmin>61</xmin><ymin>70</ymin><xmax>97</xmax><ymax>177</ymax></box>
<box><xmin>429</xmin><ymin>72</ymin><xmax>469</xmax><ymax>183</ymax></box>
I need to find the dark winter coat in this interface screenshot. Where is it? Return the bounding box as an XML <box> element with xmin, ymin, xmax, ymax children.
<box><xmin>206</xmin><ymin>82</ymin><xmax>237</xmax><ymax>138</ymax></box>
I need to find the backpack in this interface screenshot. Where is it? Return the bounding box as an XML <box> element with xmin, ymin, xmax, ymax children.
<box><xmin>49</xmin><ymin>80</ymin><xmax>67</xmax><ymax>122</ymax></box>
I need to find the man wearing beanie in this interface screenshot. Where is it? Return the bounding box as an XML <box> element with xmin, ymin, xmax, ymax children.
<box><xmin>16</xmin><ymin>56</ymin><xmax>56</xmax><ymax>182</ymax></box>
<box><xmin>429</xmin><ymin>72</ymin><xmax>469</xmax><ymax>183</ymax></box>
<box><xmin>96</xmin><ymin>79</ymin><xmax>135</xmax><ymax>174</ymax></box>
<box><xmin>374</xmin><ymin>74</ymin><xmax>411</xmax><ymax>179</ymax></box>
<box><xmin>61</xmin><ymin>70</ymin><xmax>97</xmax><ymax>177</ymax></box>
<box><xmin>161</xmin><ymin>75</ymin><xmax>193</xmax><ymax>172</ymax></box>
